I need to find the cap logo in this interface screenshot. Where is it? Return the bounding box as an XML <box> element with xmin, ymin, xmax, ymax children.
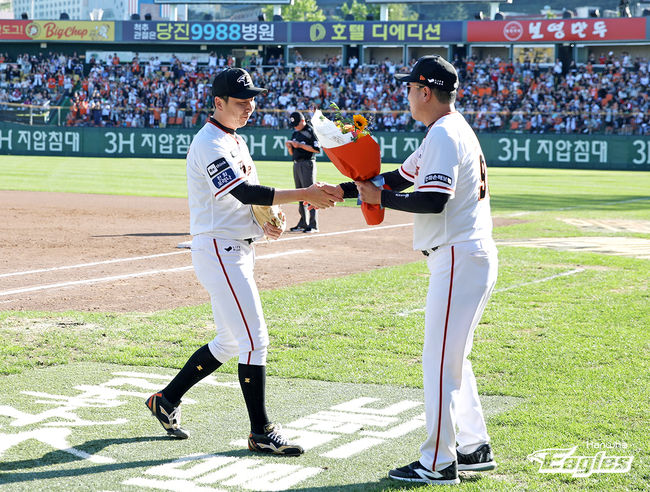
<box><xmin>237</xmin><ymin>73</ymin><xmax>252</xmax><ymax>87</ymax></box>
<box><xmin>428</xmin><ymin>78</ymin><xmax>444</xmax><ymax>86</ymax></box>
<box><xmin>419</xmin><ymin>75</ymin><xmax>426</xmax><ymax>81</ymax></box>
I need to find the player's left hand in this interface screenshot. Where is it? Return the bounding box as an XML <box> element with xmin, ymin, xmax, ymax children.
<box><xmin>262</xmin><ymin>222</ymin><xmax>283</xmax><ymax>240</ymax></box>
<box><xmin>355</xmin><ymin>180</ymin><xmax>382</xmax><ymax>205</ymax></box>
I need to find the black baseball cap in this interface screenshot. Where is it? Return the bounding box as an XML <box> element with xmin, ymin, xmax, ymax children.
<box><xmin>395</xmin><ymin>55</ymin><xmax>459</xmax><ymax>92</ymax></box>
<box><xmin>289</xmin><ymin>111</ymin><xmax>304</xmax><ymax>127</ymax></box>
<box><xmin>211</xmin><ymin>67</ymin><xmax>267</xmax><ymax>99</ymax></box>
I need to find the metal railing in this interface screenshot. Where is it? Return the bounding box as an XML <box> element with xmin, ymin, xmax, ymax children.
<box><xmin>2</xmin><ymin>102</ymin><xmax>648</xmax><ymax>135</ymax></box>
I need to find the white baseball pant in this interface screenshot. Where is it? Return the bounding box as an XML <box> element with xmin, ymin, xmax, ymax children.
<box><xmin>419</xmin><ymin>238</ymin><xmax>498</xmax><ymax>471</ymax></box>
<box><xmin>191</xmin><ymin>234</ymin><xmax>269</xmax><ymax>366</ymax></box>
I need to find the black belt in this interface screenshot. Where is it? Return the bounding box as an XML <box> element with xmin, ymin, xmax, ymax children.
<box><xmin>421</xmin><ymin>246</ymin><xmax>440</xmax><ymax>256</ymax></box>
<box><xmin>244</xmin><ymin>238</ymin><xmax>254</xmax><ymax>244</ymax></box>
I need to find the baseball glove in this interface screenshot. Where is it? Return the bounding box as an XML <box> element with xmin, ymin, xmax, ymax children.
<box><xmin>252</xmin><ymin>204</ymin><xmax>286</xmax><ymax>231</ymax></box>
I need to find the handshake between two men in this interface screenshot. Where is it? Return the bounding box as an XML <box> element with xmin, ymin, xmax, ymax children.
<box><xmin>304</xmin><ymin>180</ymin><xmax>381</xmax><ymax>209</ymax></box>
<box><xmin>262</xmin><ymin>180</ymin><xmax>381</xmax><ymax>240</ymax></box>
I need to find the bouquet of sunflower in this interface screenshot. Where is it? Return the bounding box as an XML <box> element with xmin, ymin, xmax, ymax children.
<box><xmin>311</xmin><ymin>103</ymin><xmax>388</xmax><ymax>225</ymax></box>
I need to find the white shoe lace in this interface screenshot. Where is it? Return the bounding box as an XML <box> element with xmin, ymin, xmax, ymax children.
<box><xmin>267</xmin><ymin>424</ymin><xmax>289</xmax><ymax>445</ymax></box>
<box><xmin>167</xmin><ymin>405</ymin><xmax>181</xmax><ymax>429</ymax></box>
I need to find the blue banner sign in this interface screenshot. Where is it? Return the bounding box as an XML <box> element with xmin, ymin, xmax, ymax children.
<box><xmin>123</xmin><ymin>21</ymin><xmax>288</xmax><ymax>43</ymax></box>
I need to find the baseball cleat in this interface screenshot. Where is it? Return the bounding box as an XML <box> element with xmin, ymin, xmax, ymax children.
<box><xmin>145</xmin><ymin>392</ymin><xmax>190</xmax><ymax>439</ymax></box>
<box><xmin>457</xmin><ymin>443</ymin><xmax>497</xmax><ymax>471</ymax></box>
<box><xmin>248</xmin><ymin>423</ymin><xmax>304</xmax><ymax>456</ymax></box>
<box><xmin>388</xmin><ymin>460</ymin><xmax>460</xmax><ymax>485</ymax></box>
<box><xmin>289</xmin><ymin>226</ymin><xmax>305</xmax><ymax>232</ymax></box>
<box><xmin>303</xmin><ymin>227</ymin><xmax>318</xmax><ymax>233</ymax></box>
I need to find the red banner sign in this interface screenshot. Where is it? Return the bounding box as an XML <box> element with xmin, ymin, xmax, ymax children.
<box><xmin>467</xmin><ymin>17</ymin><xmax>647</xmax><ymax>43</ymax></box>
<box><xmin>0</xmin><ymin>20</ymin><xmax>29</xmax><ymax>40</ymax></box>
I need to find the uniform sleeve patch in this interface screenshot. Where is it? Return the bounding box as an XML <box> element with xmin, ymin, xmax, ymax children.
<box><xmin>207</xmin><ymin>157</ymin><xmax>237</xmax><ymax>189</ymax></box>
<box><xmin>212</xmin><ymin>169</ymin><xmax>237</xmax><ymax>189</ymax></box>
<box><xmin>424</xmin><ymin>173</ymin><xmax>453</xmax><ymax>185</ymax></box>
<box><xmin>206</xmin><ymin>157</ymin><xmax>229</xmax><ymax>178</ymax></box>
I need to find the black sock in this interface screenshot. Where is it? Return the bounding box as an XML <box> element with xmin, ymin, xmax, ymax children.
<box><xmin>238</xmin><ymin>363</ymin><xmax>269</xmax><ymax>434</ymax></box>
<box><xmin>162</xmin><ymin>344</ymin><xmax>221</xmax><ymax>404</ymax></box>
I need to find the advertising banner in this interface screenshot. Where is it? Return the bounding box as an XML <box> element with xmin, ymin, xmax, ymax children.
<box><xmin>0</xmin><ymin>20</ymin><xmax>30</xmax><ymax>40</ymax></box>
<box><xmin>467</xmin><ymin>17</ymin><xmax>647</xmax><ymax>43</ymax></box>
<box><xmin>122</xmin><ymin>21</ymin><xmax>288</xmax><ymax>43</ymax></box>
<box><xmin>0</xmin><ymin>124</ymin><xmax>648</xmax><ymax>171</ymax></box>
<box><xmin>291</xmin><ymin>21</ymin><xmax>463</xmax><ymax>44</ymax></box>
<box><xmin>0</xmin><ymin>20</ymin><xmax>115</xmax><ymax>42</ymax></box>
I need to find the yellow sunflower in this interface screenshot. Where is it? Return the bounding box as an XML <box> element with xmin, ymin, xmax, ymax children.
<box><xmin>353</xmin><ymin>114</ymin><xmax>368</xmax><ymax>132</ymax></box>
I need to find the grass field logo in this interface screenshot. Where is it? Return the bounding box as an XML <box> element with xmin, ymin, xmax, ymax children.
<box><xmin>527</xmin><ymin>446</ymin><xmax>633</xmax><ymax>477</ymax></box>
<box><xmin>0</xmin><ymin>367</ymin><xmax>431</xmax><ymax>490</ymax></box>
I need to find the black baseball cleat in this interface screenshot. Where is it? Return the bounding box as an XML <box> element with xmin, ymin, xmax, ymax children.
<box><xmin>457</xmin><ymin>443</ymin><xmax>497</xmax><ymax>471</ymax></box>
<box><xmin>289</xmin><ymin>226</ymin><xmax>305</xmax><ymax>232</ymax></box>
<box><xmin>303</xmin><ymin>227</ymin><xmax>319</xmax><ymax>233</ymax></box>
<box><xmin>248</xmin><ymin>423</ymin><xmax>304</xmax><ymax>456</ymax></box>
<box><xmin>388</xmin><ymin>460</ymin><xmax>460</xmax><ymax>485</ymax></box>
<box><xmin>145</xmin><ymin>392</ymin><xmax>190</xmax><ymax>439</ymax></box>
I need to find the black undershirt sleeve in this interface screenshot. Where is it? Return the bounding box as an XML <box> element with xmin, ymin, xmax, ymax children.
<box><xmin>381</xmin><ymin>190</ymin><xmax>449</xmax><ymax>214</ymax></box>
<box><xmin>340</xmin><ymin>172</ymin><xmax>448</xmax><ymax>213</ymax></box>
<box><xmin>339</xmin><ymin>181</ymin><xmax>359</xmax><ymax>199</ymax></box>
<box><xmin>382</xmin><ymin>169</ymin><xmax>413</xmax><ymax>191</ymax></box>
<box><xmin>339</xmin><ymin>169</ymin><xmax>412</xmax><ymax>199</ymax></box>
<box><xmin>229</xmin><ymin>181</ymin><xmax>275</xmax><ymax>205</ymax></box>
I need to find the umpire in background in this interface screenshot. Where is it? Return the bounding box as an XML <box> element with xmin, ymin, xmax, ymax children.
<box><xmin>285</xmin><ymin>111</ymin><xmax>320</xmax><ymax>232</ymax></box>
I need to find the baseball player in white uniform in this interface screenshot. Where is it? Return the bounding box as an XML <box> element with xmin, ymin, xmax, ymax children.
<box><xmin>145</xmin><ymin>67</ymin><xmax>341</xmax><ymax>455</ymax></box>
<box><xmin>333</xmin><ymin>55</ymin><xmax>498</xmax><ymax>485</ymax></box>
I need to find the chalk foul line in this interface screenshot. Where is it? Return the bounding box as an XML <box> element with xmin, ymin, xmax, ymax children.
<box><xmin>0</xmin><ymin>250</ymin><xmax>311</xmax><ymax>297</ymax></box>
<box><xmin>276</xmin><ymin>223</ymin><xmax>413</xmax><ymax>242</ymax></box>
<box><xmin>0</xmin><ymin>250</ymin><xmax>189</xmax><ymax>279</ymax></box>
<box><xmin>3</xmin><ymin>223</ymin><xmax>414</xmax><ymax>279</ymax></box>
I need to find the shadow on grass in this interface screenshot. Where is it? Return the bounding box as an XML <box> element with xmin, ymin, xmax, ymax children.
<box><xmin>291</xmin><ymin>472</ymin><xmax>486</xmax><ymax>491</ymax></box>
<box><xmin>491</xmin><ymin>194</ymin><xmax>650</xmax><ymax>212</ymax></box>
<box><xmin>0</xmin><ymin>437</ymin><xmax>491</xmax><ymax>490</ymax></box>
<box><xmin>0</xmin><ymin>436</ymin><xmax>171</xmax><ymax>473</ymax></box>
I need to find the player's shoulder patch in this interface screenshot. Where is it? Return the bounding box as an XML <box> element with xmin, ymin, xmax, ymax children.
<box><xmin>424</xmin><ymin>173</ymin><xmax>453</xmax><ymax>185</ymax></box>
<box><xmin>207</xmin><ymin>157</ymin><xmax>238</xmax><ymax>191</ymax></box>
<box><xmin>206</xmin><ymin>157</ymin><xmax>229</xmax><ymax>178</ymax></box>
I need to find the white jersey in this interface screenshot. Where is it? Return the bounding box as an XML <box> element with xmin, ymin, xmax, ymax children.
<box><xmin>399</xmin><ymin>112</ymin><xmax>493</xmax><ymax>251</ymax></box>
<box><xmin>187</xmin><ymin>118</ymin><xmax>264</xmax><ymax>240</ymax></box>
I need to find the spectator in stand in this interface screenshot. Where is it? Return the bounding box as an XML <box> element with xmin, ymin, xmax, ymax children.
<box><xmin>3</xmin><ymin>51</ymin><xmax>649</xmax><ymax>135</ymax></box>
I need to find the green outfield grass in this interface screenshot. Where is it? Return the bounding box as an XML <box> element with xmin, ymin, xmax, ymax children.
<box><xmin>0</xmin><ymin>155</ymin><xmax>374</xmax><ymax>198</ymax></box>
<box><xmin>2</xmin><ymin>155</ymin><xmax>649</xmax><ymax>214</ymax></box>
<box><xmin>0</xmin><ymin>156</ymin><xmax>649</xmax><ymax>490</ymax></box>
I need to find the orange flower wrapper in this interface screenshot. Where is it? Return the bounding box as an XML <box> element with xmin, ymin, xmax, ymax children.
<box><xmin>311</xmin><ymin>110</ymin><xmax>389</xmax><ymax>225</ymax></box>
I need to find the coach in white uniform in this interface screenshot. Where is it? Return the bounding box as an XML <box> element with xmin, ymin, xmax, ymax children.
<box><xmin>145</xmin><ymin>67</ymin><xmax>341</xmax><ymax>456</ymax></box>
<box><xmin>338</xmin><ymin>55</ymin><xmax>498</xmax><ymax>485</ymax></box>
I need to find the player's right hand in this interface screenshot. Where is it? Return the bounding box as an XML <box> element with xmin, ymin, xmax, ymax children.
<box><xmin>317</xmin><ymin>183</ymin><xmax>344</xmax><ymax>201</ymax></box>
<box><xmin>304</xmin><ymin>183</ymin><xmax>343</xmax><ymax>209</ymax></box>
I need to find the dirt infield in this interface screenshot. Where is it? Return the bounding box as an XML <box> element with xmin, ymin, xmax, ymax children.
<box><xmin>0</xmin><ymin>191</ymin><xmax>518</xmax><ymax>313</ymax></box>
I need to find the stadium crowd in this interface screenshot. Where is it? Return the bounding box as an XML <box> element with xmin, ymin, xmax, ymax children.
<box><xmin>1</xmin><ymin>50</ymin><xmax>649</xmax><ymax>135</ymax></box>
